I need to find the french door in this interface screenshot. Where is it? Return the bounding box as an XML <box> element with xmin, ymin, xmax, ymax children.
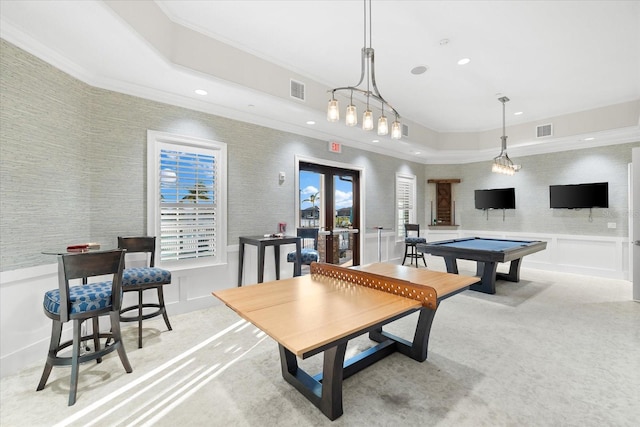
<box><xmin>298</xmin><ymin>161</ymin><xmax>360</xmax><ymax>266</ymax></box>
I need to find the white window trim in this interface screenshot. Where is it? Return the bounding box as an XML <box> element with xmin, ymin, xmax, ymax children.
<box><xmin>395</xmin><ymin>172</ymin><xmax>417</xmax><ymax>241</ymax></box>
<box><xmin>147</xmin><ymin>130</ymin><xmax>227</xmax><ymax>269</ymax></box>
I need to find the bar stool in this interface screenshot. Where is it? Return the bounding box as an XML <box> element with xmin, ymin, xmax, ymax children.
<box><xmin>402</xmin><ymin>224</ymin><xmax>427</xmax><ymax>268</ymax></box>
<box><xmin>118</xmin><ymin>236</ymin><xmax>172</xmax><ymax>348</ymax></box>
<box><xmin>37</xmin><ymin>249</ymin><xmax>132</xmax><ymax>406</ymax></box>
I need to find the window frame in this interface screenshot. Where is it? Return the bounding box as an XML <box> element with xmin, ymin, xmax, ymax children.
<box><xmin>147</xmin><ymin>130</ymin><xmax>227</xmax><ymax>269</ymax></box>
<box><xmin>395</xmin><ymin>172</ymin><xmax>417</xmax><ymax>241</ymax></box>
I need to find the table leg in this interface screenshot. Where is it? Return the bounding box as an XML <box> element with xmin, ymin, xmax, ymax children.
<box><xmin>471</xmin><ymin>261</ymin><xmax>498</xmax><ymax>294</ymax></box>
<box><xmin>237</xmin><ymin>243</ymin><xmax>245</xmax><ymax>287</ymax></box>
<box><xmin>294</xmin><ymin>240</ymin><xmax>302</xmax><ymax>277</ymax></box>
<box><xmin>443</xmin><ymin>256</ymin><xmax>459</xmax><ymax>274</ymax></box>
<box><xmin>368</xmin><ymin>308</ymin><xmax>436</xmax><ymax>362</ymax></box>
<box><xmin>274</xmin><ymin>245</ymin><xmax>280</xmax><ymax>280</ymax></box>
<box><xmin>278</xmin><ymin>343</ymin><xmax>347</xmax><ymax>421</ymax></box>
<box><xmin>257</xmin><ymin>244</ymin><xmax>265</xmax><ymax>284</ymax></box>
<box><xmin>497</xmin><ymin>258</ymin><xmax>522</xmax><ymax>282</ymax></box>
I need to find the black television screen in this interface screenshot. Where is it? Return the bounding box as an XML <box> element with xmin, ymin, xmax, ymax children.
<box><xmin>549</xmin><ymin>182</ymin><xmax>608</xmax><ymax>209</ymax></box>
<box><xmin>474</xmin><ymin>188</ymin><xmax>516</xmax><ymax>210</ymax></box>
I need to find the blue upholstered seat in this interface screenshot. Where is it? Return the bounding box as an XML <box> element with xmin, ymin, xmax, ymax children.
<box><xmin>122</xmin><ymin>267</ymin><xmax>171</xmax><ymax>287</ymax></box>
<box><xmin>404</xmin><ymin>236</ymin><xmax>427</xmax><ymax>244</ymax></box>
<box><xmin>287</xmin><ymin>248</ymin><xmax>319</xmax><ymax>264</ymax></box>
<box><xmin>43</xmin><ymin>281</ymin><xmax>115</xmax><ymax>316</ymax></box>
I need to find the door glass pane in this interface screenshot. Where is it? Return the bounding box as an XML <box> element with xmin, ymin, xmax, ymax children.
<box><xmin>299</xmin><ymin>170</ymin><xmax>322</xmax><ymax>228</ymax></box>
<box><xmin>335</xmin><ymin>175</ymin><xmax>353</xmax><ymax>266</ymax></box>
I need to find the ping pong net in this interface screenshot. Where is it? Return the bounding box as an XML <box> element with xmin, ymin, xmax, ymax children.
<box><xmin>310</xmin><ymin>262</ymin><xmax>438</xmax><ymax>310</ymax></box>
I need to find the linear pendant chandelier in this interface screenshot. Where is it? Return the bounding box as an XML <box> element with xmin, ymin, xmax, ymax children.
<box><xmin>492</xmin><ymin>96</ymin><xmax>520</xmax><ymax>175</ymax></box>
<box><xmin>326</xmin><ymin>0</ymin><xmax>401</xmax><ymax>139</ymax></box>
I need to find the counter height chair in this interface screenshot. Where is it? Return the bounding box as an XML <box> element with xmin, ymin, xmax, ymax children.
<box><xmin>287</xmin><ymin>228</ymin><xmax>319</xmax><ymax>275</ymax></box>
<box><xmin>402</xmin><ymin>224</ymin><xmax>427</xmax><ymax>268</ymax></box>
<box><xmin>37</xmin><ymin>249</ymin><xmax>132</xmax><ymax>406</ymax></box>
<box><xmin>118</xmin><ymin>236</ymin><xmax>172</xmax><ymax>348</ymax></box>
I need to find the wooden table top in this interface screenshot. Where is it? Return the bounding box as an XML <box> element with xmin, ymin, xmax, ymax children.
<box><xmin>213</xmin><ymin>263</ymin><xmax>477</xmax><ymax>358</ymax></box>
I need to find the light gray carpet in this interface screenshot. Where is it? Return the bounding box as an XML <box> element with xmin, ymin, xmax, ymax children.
<box><xmin>2</xmin><ymin>260</ymin><xmax>639</xmax><ymax>426</ymax></box>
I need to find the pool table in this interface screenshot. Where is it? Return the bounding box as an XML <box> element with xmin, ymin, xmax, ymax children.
<box><xmin>417</xmin><ymin>237</ymin><xmax>547</xmax><ymax>294</ymax></box>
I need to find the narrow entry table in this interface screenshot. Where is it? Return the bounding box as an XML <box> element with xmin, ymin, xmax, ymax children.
<box><xmin>237</xmin><ymin>235</ymin><xmax>301</xmax><ymax>286</ymax></box>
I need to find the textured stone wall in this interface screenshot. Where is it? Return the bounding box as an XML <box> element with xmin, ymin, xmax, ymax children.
<box><xmin>0</xmin><ymin>39</ymin><xmax>425</xmax><ymax>271</ymax></box>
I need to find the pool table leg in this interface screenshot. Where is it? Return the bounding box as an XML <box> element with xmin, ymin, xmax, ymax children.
<box><xmin>496</xmin><ymin>258</ymin><xmax>522</xmax><ymax>282</ymax></box>
<box><xmin>443</xmin><ymin>256</ymin><xmax>459</xmax><ymax>274</ymax></box>
<box><xmin>471</xmin><ymin>261</ymin><xmax>498</xmax><ymax>294</ymax></box>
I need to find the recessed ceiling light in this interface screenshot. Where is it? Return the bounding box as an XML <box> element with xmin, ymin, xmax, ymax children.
<box><xmin>306</xmin><ymin>121</ymin><xmax>315</xmax><ymax>125</ymax></box>
<box><xmin>411</xmin><ymin>66</ymin><xmax>428</xmax><ymax>75</ymax></box>
<box><xmin>514</xmin><ymin>111</ymin><xmax>523</xmax><ymax>116</ymax></box>
<box><xmin>415</xmin><ymin>151</ymin><xmax>421</xmax><ymax>155</ymax></box>
<box><xmin>584</xmin><ymin>137</ymin><xmax>595</xmax><ymax>141</ymax></box>
<box><xmin>194</xmin><ymin>89</ymin><xmax>207</xmax><ymax>95</ymax></box>
<box><xmin>372</xmin><ymin>139</ymin><xmax>379</xmax><ymax>143</ymax></box>
<box><xmin>457</xmin><ymin>58</ymin><xmax>471</xmax><ymax>65</ymax></box>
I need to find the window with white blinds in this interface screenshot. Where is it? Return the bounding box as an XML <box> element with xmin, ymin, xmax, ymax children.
<box><xmin>396</xmin><ymin>173</ymin><xmax>416</xmax><ymax>240</ymax></box>
<box><xmin>147</xmin><ymin>131</ymin><xmax>227</xmax><ymax>267</ymax></box>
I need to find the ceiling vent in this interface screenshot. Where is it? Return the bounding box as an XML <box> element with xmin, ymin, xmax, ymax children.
<box><xmin>402</xmin><ymin>124</ymin><xmax>409</xmax><ymax>137</ymax></box>
<box><xmin>290</xmin><ymin>79</ymin><xmax>305</xmax><ymax>101</ymax></box>
<box><xmin>536</xmin><ymin>123</ymin><xmax>553</xmax><ymax>138</ymax></box>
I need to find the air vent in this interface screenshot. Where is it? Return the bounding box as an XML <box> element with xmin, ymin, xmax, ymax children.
<box><xmin>290</xmin><ymin>79</ymin><xmax>305</xmax><ymax>101</ymax></box>
<box><xmin>402</xmin><ymin>124</ymin><xmax>409</xmax><ymax>137</ymax></box>
<box><xmin>536</xmin><ymin>123</ymin><xmax>553</xmax><ymax>138</ymax></box>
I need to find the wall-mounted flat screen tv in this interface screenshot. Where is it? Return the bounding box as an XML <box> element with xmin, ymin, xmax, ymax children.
<box><xmin>549</xmin><ymin>182</ymin><xmax>608</xmax><ymax>209</ymax></box>
<box><xmin>474</xmin><ymin>188</ymin><xmax>516</xmax><ymax>210</ymax></box>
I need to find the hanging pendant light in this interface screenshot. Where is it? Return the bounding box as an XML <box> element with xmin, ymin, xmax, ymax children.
<box><xmin>362</xmin><ymin>105</ymin><xmax>374</xmax><ymax>131</ymax></box>
<box><xmin>377</xmin><ymin>102</ymin><xmax>388</xmax><ymax>135</ymax></box>
<box><xmin>391</xmin><ymin>116</ymin><xmax>402</xmax><ymax>139</ymax></box>
<box><xmin>327</xmin><ymin>0</ymin><xmax>401</xmax><ymax>139</ymax></box>
<box><xmin>345</xmin><ymin>91</ymin><xmax>358</xmax><ymax>126</ymax></box>
<box><xmin>327</xmin><ymin>97</ymin><xmax>339</xmax><ymax>122</ymax></box>
<box><xmin>492</xmin><ymin>96</ymin><xmax>520</xmax><ymax>175</ymax></box>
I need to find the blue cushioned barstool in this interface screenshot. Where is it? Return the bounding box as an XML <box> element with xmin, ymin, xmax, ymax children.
<box><xmin>287</xmin><ymin>228</ymin><xmax>319</xmax><ymax>274</ymax></box>
<box><xmin>37</xmin><ymin>249</ymin><xmax>132</xmax><ymax>406</ymax></box>
<box><xmin>402</xmin><ymin>224</ymin><xmax>427</xmax><ymax>268</ymax></box>
<box><xmin>118</xmin><ymin>236</ymin><xmax>172</xmax><ymax>348</ymax></box>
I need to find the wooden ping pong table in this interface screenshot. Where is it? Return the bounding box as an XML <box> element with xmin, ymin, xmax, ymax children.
<box><xmin>213</xmin><ymin>262</ymin><xmax>479</xmax><ymax>420</ymax></box>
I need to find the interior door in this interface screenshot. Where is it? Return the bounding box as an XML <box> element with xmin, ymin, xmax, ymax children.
<box><xmin>299</xmin><ymin>162</ymin><xmax>360</xmax><ymax>266</ymax></box>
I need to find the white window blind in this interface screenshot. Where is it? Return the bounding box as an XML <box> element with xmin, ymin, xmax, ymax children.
<box><xmin>396</xmin><ymin>173</ymin><xmax>416</xmax><ymax>240</ymax></box>
<box><xmin>147</xmin><ymin>131</ymin><xmax>227</xmax><ymax>267</ymax></box>
<box><xmin>160</xmin><ymin>149</ymin><xmax>216</xmax><ymax>261</ymax></box>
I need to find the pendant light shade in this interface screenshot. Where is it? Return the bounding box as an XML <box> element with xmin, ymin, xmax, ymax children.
<box><xmin>391</xmin><ymin>119</ymin><xmax>402</xmax><ymax>139</ymax></box>
<box><xmin>327</xmin><ymin>99</ymin><xmax>339</xmax><ymax>122</ymax></box>
<box><xmin>377</xmin><ymin>115</ymin><xmax>388</xmax><ymax>135</ymax></box>
<box><xmin>346</xmin><ymin>104</ymin><xmax>358</xmax><ymax>126</ymax></box>
<box><xmin>362</xmin><ymin>109</ymin><xmax>374</xmax><ymax>131</ymax></box>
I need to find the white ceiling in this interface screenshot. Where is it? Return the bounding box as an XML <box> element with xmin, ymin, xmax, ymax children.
<box><xmin>1</xmin><ymin>0</ymin><xmax>639</xmax><ymax>162</ymax></box>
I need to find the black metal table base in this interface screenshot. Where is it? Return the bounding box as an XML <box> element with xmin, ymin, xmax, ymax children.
<box><xmin>278</xmin><ymin>306</ymin><xmax>436</xmax><ymax>420</ymax></box>
<box><xmin>443</xmin><ymin>256</ymin><xmax>523</xmax><ymax>294</ymax></box>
